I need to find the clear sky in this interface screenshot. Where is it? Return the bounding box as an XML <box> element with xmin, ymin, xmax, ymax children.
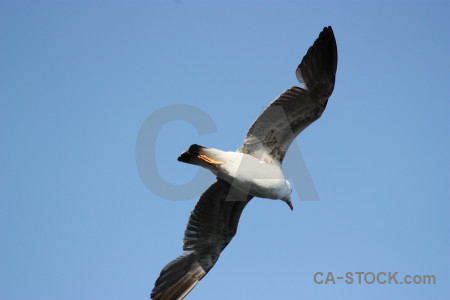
<box><xmin>1</xmin><ymin>1</ymin><xmax>449</xmax><ymax>300</ymax></box>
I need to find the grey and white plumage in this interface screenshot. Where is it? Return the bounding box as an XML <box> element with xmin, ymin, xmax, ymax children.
<box><xmin>151</xmin><ymin>26</ymin><xmax>338</xmax><ymax>300</ymax></box>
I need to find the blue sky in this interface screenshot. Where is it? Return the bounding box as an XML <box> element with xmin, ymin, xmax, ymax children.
<box><xmin>1</xmin><ymin>1</ymin><xmax>449</xmax><ymax>300</ymax></box>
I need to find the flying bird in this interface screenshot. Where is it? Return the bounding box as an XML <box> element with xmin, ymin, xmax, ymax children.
<box><xmin>151</xmin><ymin>26</ymin><xmax>338</xmax><ymax>300</ymax></box>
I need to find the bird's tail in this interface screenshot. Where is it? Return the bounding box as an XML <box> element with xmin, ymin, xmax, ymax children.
<box><xmin>177</xmin><ymin>144</ymin><xmax>207</xmax><ymax>166</ymax></box>
<box><xmin>178</xmin><ymin>144</ymin><xmax>225</xmax><ymax>168</ymax></box>
<box><xmin>296</xmin><ymin>26</ymin><xmax>338</xmax><ymax>98</ymax></box>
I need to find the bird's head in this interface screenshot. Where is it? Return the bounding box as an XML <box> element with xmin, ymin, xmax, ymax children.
<box><xmin>281</xmin><ymin>180</ymin><xmax>293</xmax><ymax>211</ymax></box>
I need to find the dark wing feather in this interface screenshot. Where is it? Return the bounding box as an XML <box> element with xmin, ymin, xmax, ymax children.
<box><xmin>151</xmin><ymin>179</ymin><xmax>252</xmax><ymax>300</ymax></box>
<box><xmin>239</xmin><ymin>26</ymin><xmax>338</xmax><ymax>163</ymax></box>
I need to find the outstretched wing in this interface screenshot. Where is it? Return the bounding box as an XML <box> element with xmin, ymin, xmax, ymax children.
<box><xmin>239</xmin><ymin>26</ymin><xmax>338</xmax><ymax>163</ymax></box>
<box><xmin>151</xmin><ymin>179</ymin><xmax>252</xmax><ymax>300</ymax></box>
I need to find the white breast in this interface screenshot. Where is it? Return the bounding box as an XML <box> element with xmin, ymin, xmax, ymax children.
<box><xmin>216</xmin><ymin>152</ymin><xmax>288</xmax><ymax>200</ymax></box>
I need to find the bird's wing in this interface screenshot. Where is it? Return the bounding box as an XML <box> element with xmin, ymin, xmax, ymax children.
<box><xmin>239</xmin><ymin>26</ymin><xmax>338</xmax><ymax>164</ymax></box>
<box><xmin>151</xmin><ymin>179</ymin><xmax>253</xmax><ymax>300</ymax></box>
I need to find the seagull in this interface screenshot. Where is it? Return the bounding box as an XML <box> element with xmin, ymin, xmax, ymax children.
<box><xmin>151</xmin><ymin>26</ymin><xmax>338</xmax><ymax>300</ymax></box>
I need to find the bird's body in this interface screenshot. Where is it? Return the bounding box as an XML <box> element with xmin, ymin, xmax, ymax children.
<box><xmin>179</xmin><ymin>145</ymin><xmax>292</xmax><ymax>204</ymax></box>
<box><xmin>151</xmin><ymin>26</ymin><xmax>338</xmax><ymax>300</ymax></box>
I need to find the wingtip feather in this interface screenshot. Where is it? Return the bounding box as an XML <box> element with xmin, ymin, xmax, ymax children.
<box><xmin>295</xmin><ymin>26</ymin><xmax>338</xmax><ymax>96</ymax></box>
<box><xmin>151</xmin><ymin>253</ymin><xmax>207</xmax><ymax>300</ymax></box>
